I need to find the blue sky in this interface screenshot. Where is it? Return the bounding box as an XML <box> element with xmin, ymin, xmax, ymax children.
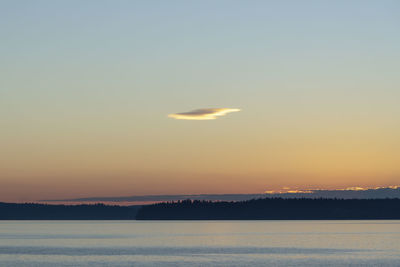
<box><xmin>1</xmin><ymin>0</ymin><xmax>399</xmax><ymax>201</ymax></box>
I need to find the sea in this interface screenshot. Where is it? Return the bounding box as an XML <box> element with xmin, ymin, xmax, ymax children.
<box><xmin>0</xmin><ymin>220</ymin><xmax>399</xmax><ymax>266</ymax></box>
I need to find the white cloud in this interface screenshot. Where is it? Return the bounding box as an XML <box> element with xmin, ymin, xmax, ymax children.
<box><xmin>168</xmin><ymin>108</ymin><xmax>241</xmax><ymax>120</ymax></box>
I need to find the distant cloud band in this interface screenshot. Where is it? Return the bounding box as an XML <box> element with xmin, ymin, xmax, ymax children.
<box><xmin>168</xmin><ymin>108</ymin><xmax>241</xmax><ymax>120</ymax></box>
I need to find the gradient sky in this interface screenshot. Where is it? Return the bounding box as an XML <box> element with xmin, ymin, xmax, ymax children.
<box><xmin>1</xmin><ymin>0</ymin><xmax>399</xmax><ymax>202</ymax></box>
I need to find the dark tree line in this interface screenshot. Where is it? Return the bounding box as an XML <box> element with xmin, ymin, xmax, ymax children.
<box><xmin>136</xmin><ymin>198</ymin><xmax>400</xmax><ymax>220</ymax></box>
<box><xmin>2</xmin><ymin>198</ymin><xmax>400</xmax><ymax>220</ymax></box>
<box><xmin>0</xmin><ymin>202</ymin><xmax>139</xmax><ymax>220</ymax></box>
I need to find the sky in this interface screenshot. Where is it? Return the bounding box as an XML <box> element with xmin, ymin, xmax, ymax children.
<box><xmin>1</xmin><ymin>0</ymin><xmax>399</xmax><ymax>202</ymax></box>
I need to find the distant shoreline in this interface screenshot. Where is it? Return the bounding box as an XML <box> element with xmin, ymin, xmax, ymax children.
<box><xmin>2</xmin><ymin>198</ymin><xmax>400</xmax><ymax>220</ymax></box>
<box><xmin>136</xmin><ymin>198</ymin><xmax>400</xmax><ymax>220</ymax></box>
<box><xmin>0</xmin><ymin>202</ymin><xmax>140</xmax><ymax>220</ymax></box>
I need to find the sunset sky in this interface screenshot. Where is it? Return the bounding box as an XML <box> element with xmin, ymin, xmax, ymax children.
<box><xmin>1</xmin><ymin>0</ymin><xmax>399</xmax><ymax>202</ymax></box>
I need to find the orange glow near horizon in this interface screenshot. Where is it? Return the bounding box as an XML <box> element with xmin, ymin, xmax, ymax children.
<box><xmin>1</xmin><ymin>1</ymin><xmax>399</xmax><ymax>203</ymax></box>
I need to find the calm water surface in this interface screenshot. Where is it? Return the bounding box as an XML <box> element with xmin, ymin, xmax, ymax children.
<box><xmin>0</xmin><ymin>220</ymin><xmax>399</xmax><ymax>266</ymax></box>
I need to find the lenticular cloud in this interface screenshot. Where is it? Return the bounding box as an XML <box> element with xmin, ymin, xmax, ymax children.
<box><xmin>168</xmin><ymin>108</ymin><xmax>241</xmax><ymax>120</ymax></box>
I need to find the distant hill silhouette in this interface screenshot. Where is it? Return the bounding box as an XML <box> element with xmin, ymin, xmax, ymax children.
<box><xmin>43</xmin><ymin>187</ymin><xmax>400</xmax><ymax>204</ymax></box>
<box><xmin>0</xmin><ymin>202</ymin><xmax>139</xmax><ymax>220</ymax></box>
<box><xmin>266</xmin><ymin>187</ymin><xmax>400</xmax><ymax>199</ymax></box>
<box><xmin>136</xmin><ymin>198</ymin><xmax>400</xmax><ymax>220</ymax></box>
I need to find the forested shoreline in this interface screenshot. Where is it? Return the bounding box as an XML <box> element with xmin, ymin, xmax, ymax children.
<box><xmin>136</xmin><ymin>198</ymin><xmax>400</xmax><ymax>220</ymax></box>
<box><xmin>2</xmin><ymin>198</ymin><xmax>400</xmax><ymax>220</ymax></box>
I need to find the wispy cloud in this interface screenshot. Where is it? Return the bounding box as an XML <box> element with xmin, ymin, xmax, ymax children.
<box><xmin>168</xmin><ymin>108</ymin><xmax>241</xmax><ymax>120</ymax></box>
